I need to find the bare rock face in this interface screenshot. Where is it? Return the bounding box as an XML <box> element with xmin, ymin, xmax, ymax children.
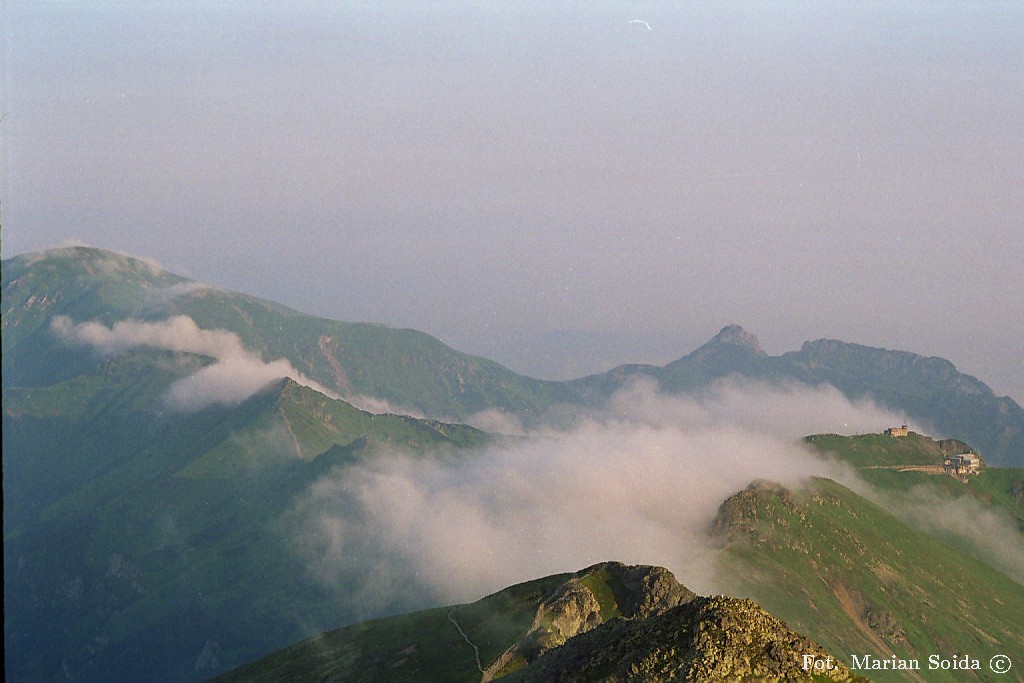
<box><xmin>708</xmin><ymin>324</ymin><xmax>766</xmax><ymax>355</ymax></box>
<box><xmin>483</xmin><ymin>562</ymin><xmax>695</xmax><ymax>680</ymax></box>
<box><xmin>530</xmin><ymin>579</ymin><xmax>604</xmax><ymax>652</ymax></box>
<box><xmin>612</xmin><ymin>563</ymin><xmax>696</xmax><ymax>619</ymax></box>
<box><xmin>504</xmin><ymin>595</ymin><xmax>861</xmax><ymax>683</ymax></box>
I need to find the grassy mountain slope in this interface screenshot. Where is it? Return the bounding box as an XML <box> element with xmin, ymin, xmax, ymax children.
<box><xmin>805</xmin><ymin>431</ymin><xmax>975</xmax><ymax>469</ymax></box>
<box><xmin>212</xmin><ymin>562</ymin><xmax>860</xmax><ymax>683</ymax></box>
<box><xmin>806</xmin><ymin>432</ymin><xmax>1024</xmax><ymax>530</ymax></box>
<box><xmin>715</xmin><ymin>478</ymin><xmax>1024</xmax><ymax>683</ymax></box>
<box><xmin>805</xmin><ymin>431</ymin><xmax>1024</xmax><ymax>582</ymax></box>
<box><xmin>2</xmin><ymin>247</ymin><xmax>576</xmax><ymax>419</ymax></box>
<box><xmin>4</xmin><ymin>373</ymin><xmax>486</xmax><ymax>682</ymax></box>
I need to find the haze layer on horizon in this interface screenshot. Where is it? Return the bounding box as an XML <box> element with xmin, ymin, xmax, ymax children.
<box><xmin>3</xmin><ymin>2</ymin><xmax>1022</xmax><ymax>401</ymax></box>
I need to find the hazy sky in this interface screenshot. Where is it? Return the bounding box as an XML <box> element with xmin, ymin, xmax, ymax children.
<box><xmin>3</xmin><ymin>2</ymin><xmax>1022</xmax><ymax>400</ymax></box>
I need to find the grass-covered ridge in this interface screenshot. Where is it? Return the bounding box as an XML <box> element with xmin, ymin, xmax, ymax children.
<box><xmin>805</xmin><ymin>431</ymin><xmax>1024</xmax><ymax>536</ymax></box>
<box><xmin>177</xmin><ymin>379</ymin><xmax>487</xmax><ymax>479</ymax></box>
<box><xmin>805</xmin><ymin>431</ymin><xmax>976</xmax><ymax>469</ymax></box>
<box><xmin>716</xmin><ymin>477</ymin><xmax>1024</xmax><ymax>683</ymax></box>
<box><xmin>3</xmin><ymin>247</ymin><xmax>578</xmax><ymax>420</ymax></box>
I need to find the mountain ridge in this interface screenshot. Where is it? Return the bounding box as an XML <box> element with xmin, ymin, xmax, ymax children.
<box><xmin>572</xmin><ymin>324</ymin><xmax>1022</xmax><ymax>466</ymax></box>
<box><xmin>2</xmin><ymin>247</ymin><xmax>578</xmax><ymax>420</ymax></box>
<box><xmin>211</xmin><ymin>562</ymin><xmax>862</xmax><ymax>683</ymax></box>
<box><xmin>6</xmin><ymin>247</ymin><xmax>1022</xmax><ymax>464</ymax></box>
<box><xmin>714</xmin><ymin>476</ymin><xmax>1024</xmax><ymax>682</ymax></box>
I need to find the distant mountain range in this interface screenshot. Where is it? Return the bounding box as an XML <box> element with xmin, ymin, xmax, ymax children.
<box><xmin>571</xmin><ymin>324</ymin><xmax>1024</xmax><ymax>468</ymax></box>
<box><xmin>3</xmin><ymin>247</ymin><xmax>1022</xmax><ymax>682</ymax></box>
<box><xmin>5</xmin><ymin>247</ymin><xmax>1022</xmax><ymax>464</ymax></box>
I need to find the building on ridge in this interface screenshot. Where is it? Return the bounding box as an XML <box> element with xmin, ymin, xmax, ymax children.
<box><xmin>943</xmin><ymin>453</ymin><xmax>981</xmax><ymax>477</ymax></box>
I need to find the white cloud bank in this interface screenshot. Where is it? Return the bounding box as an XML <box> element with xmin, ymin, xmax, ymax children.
<box><xmin>867</xmin><ymin>485</ymin><xmax>1024</xmax><ymax>585</ymax></box>
<box><xmin>51</xmin><ymin>315</ymin><xmax>337</xmax><ymax>410</ymax></box>
<box><xmin>288</xmin><ymin>379</ymin><xmax>909</xmax><ymax>618</ymax></box>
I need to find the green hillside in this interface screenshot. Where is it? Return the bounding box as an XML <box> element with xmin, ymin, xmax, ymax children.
<box><xmin>715</xmin><ymin>478</ymin><xmax>1024</xmax><ymax>683</ymax></box>
<box><xmin>2</xmin><ymin>247</ymin><xmax>577</xmax><ymax>419</ymax></box>
<box><xmin>805</xmin><ymin>432</ymin><xmax>1024</xmax><ymax>534</ymax></box>
<box><xmin>805</xmin><ymin>431</ymin><xmax>975</xmax><ymax>468</ymax></box>
<box><xmin>4</xmin><ymin>373</ymin><xmax>487</xmax><ymax>682</ymax></box>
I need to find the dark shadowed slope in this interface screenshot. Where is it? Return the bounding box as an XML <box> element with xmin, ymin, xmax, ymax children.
<box><xmin>3</xmin><ymin>373</ymin><xmax>488</xmax><ymax>682</ymax></box>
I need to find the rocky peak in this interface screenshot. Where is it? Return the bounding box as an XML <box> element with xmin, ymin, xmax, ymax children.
<box><xmin>707</xmin><ymin>325</ymin><xmax>765</xmax><ymax>354</ymax></box>
<box><xmin>503</xmin><ymin>592</ymin><xmax>860</xmax><ymax>682</ymax></box>
<box><xmin>482</xmin><ymin>563</ymin><xmax>696</xmax><ymax>679</ymax></box>
<box><xmin>591</xmin><ymin>562</ymin><xmax>695</xmax><ymax>618</ymax></box>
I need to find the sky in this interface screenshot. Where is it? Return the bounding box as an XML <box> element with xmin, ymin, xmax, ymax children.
<box><xmin>2</xmin><ymin>2</ymin><xmax>1022</xmax><ymax>401</ymax></box>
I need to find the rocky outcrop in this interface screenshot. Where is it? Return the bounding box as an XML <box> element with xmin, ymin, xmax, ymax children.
<box><xmin>504</xmin><ymin>594</ymin><xmax>860</xmax><ymax>682</ymax></box>
<box><xmin>703</xmin><ymin>324</ymin><xmax>766</xmax><ymax>355</ymax></box>
<box><xmin>488</xmin><ymin>562</ymin><xmax>859</xmax><ymax>683</ymax></box>
<box><xmin>483</xmin><ymin>562</ymin><xmax>695</xmax><ymax>680</ymax></box>
<box><xmin>712</xmin><ymin>480</ymin><xmax>807</xmax><ymax>542</ymax></box>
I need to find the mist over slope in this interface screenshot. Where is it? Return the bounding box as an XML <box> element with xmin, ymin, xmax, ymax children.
<box><xmin>289</xmin><ymin>379</ymin><xmax>907</xmax><ymax>607</ymax></box>
<box><xmin>50</xmin><ymin>314</ymin><xmax>338</xmax><ymax>410</ymax></box>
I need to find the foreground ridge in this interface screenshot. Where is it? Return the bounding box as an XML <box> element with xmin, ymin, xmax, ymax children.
<box><xmin>213</xmin><ymin>562</ymin><xmax>862</xmax><ymax>683</ymax></box>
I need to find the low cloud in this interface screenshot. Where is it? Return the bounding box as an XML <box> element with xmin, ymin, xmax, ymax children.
<box><xmin>866</xmin><ymin>485</ymin><xmax>1024</xmax><ymax>585</ymax></box>
<box><xmin>288</xmin><ymin>379</ymin><xmax>904</xmax><ymax>617</ymax></box>
<box><xmin>51</xmin><ymin>315</ymin><xmax>338</xmax><ymax>410</ymax></box>
<box><xmin>141</xmin><ymin>281</ymin><xmax>216</xmax><ymax>307</ymax></box>
<box><xmin>343</xmin><ymin>394</ymin><xmax>427</xmax><ymax>420</ymax></box>
<box><xmin>463</xmin><ymin>407</ymin><xmax>527</xmax><ymax>436</ymax></box>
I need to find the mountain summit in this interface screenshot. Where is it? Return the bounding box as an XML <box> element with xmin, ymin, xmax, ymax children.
<box><xmin>700</xmin><ymin>324</ymin><xmax>766</xmax><ymax>355</ymax></box>
<box><xmin>572</xmin><ymin>324</ymin><xmax>1023</xmax><ymax>466</ymax></box>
